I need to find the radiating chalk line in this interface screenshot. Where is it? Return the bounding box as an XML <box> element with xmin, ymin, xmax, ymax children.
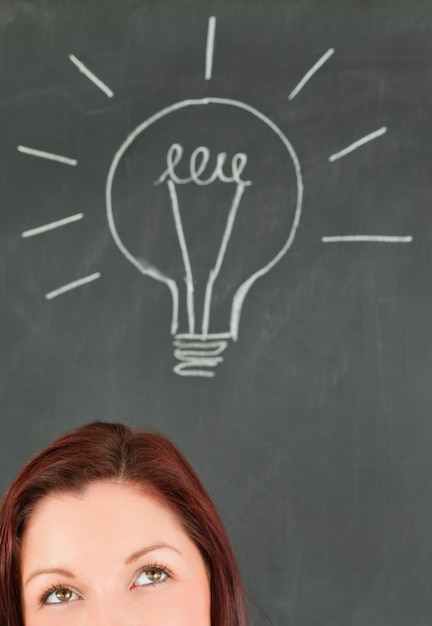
<box><xmin>45</xmin><ymin>272</ymin><xmax>101</xmax><ymax>300</ymax></box>
<box><xmin>202</xmin><ymin>183</ymin><xmax>246</xmax><ymax>336</ymax></box>
<box><xmin>22</xmin><ymin>213</ymin><xmax>84</xmax><ymax>238</ymax></box>
<box><xmin>69</xmin><ymin>54</ymin><xmax>114</xmax><ymax>98</ymax></box>
<box><xmin>17</xmin><ymin>145</ymin><xmax>78</xmax><ymax>166</ymax></box>
<box><xmin>329</xmin><ymin>127</ymin><xmax>387</xmax><ymax>162</ymax></box>
<box><xmin>288</xmin><ymin>48</ymin><xmax>334</xmax><ymax>100</ymax></box>
<box><xmin>205</xmin><ymin>16</ymin><xmax>216</xmax><ymax>80</ymax></box>
<box><xmin>167</xmin><ymin>180</ymin><xmax>195</xmax><ymax>334</ymax></box>
<box><xmin>322</xmin><ymin>235</ymin><xmax>413</xmax><ymax>243</ymax></box>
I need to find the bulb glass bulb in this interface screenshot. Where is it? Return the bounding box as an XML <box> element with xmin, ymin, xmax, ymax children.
<box><xmin>106</xmin><ymin>98</ymin><xmax>303</xmax><ymax>377</ymax></box>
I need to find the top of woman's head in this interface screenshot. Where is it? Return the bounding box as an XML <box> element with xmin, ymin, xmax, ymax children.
<box><xmin>0</xmin><ymin>421</ymin><xmax>248</xmax><ymax>626</ymax></box>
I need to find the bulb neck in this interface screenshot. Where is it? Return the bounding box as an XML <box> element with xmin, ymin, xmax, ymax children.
<box><xmin>173</xmin><ymin>334</ymin><xmax>230</xmax><ymax>378</ymax></box>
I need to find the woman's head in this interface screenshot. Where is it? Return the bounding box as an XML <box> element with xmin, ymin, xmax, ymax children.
<box><xmin>0</xmin><ymin>421</ymin><xmax>248</xmax><ymax>626</ymax></box>
<box><xmin>20</xmin><ymin>480</ymin><xmax>211</xmax><ymax>626</ymax></box>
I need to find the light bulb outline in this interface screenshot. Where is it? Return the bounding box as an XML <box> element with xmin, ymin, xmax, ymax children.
<box><xmin>106</xmin><ymin>97</ymin><xmax>303</xmax><ymax>342</ymax></box>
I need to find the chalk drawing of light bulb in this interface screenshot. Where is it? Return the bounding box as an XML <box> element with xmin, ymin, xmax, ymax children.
<box><xmin>106</xmin><ymin>98</ymin><xmax>303</xmax><ymax>377</ymax></box>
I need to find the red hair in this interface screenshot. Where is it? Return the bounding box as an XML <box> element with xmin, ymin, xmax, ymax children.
<box><xmin>0</xmin><ymin>421</ymin><xmax>248</xmax><ymax>626</ymax></box>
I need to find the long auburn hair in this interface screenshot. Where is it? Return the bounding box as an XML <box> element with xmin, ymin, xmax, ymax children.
<box><xmin>0</xmin><ymin>421</ymin><xmax>248</xmax><ymax>626</ymax></box>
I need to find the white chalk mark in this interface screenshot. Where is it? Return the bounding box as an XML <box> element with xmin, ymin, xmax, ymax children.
<box><xmin>205</xmin><ymin>16</ymin><xmax>216</xmax><ymax>80</ymax></box>
<box><xmin>167</xmin><ymin>180</ymin><xmax>195</xmax><ymax>334</ymax></box>
<box><xmin>288</xmin><ymin>48</ymin><xmax>335</xmax><ymax>100</ymax></box>
<box><xmin>106</xmin><ymin>98</ymin><xmax>303</xmax><ymax>342</ymax></box>
<box><xmin>175</xmin><ymin>351</ymin><xmax>225</xmax><ymax>362</ymax></box>
<box><xmin>45</xmin><ymin>272</ymin><xmax>101</xmax><ymax>300</ymax></box>
<box><xmin>155</xmin><ymin>143</ymin><xmax>251</xmax><ymax>187</ymax></box>
<box><xmin>69</xmin><ymin>54</ymin><xmax>114</xmax><ymax>98</ymax></box>
<box><xmin>329</xmin><ymin>126</ymin><xmax>387</xmax><ymax>162</ymax></box>
<box><xmin>173</xmin><ymin>335</ymin><xmax>228</xmax><ymax>377</ymax></box>
<box><xmin>173</xmin><ymin>341</ymin><xmax>228</xmax><ymax>356</ymax></box>
<box><xmin>174</xmin><ymin>365</ymin><xmax>216</xmax><ymax>378</ymax></box>
<box><xmin>21</xmin><ymin>213</ymin><xmax>84</xmax><ymax>238</ymax></box>
<box><xmin>202</xmin><ymin>183</ymin><xmax>246</xmax><ymax>336</ymax></box>
<box><xmin>17</xmin><ymin>145</ymin><xmax>78</xmax><ymax>166</ymax></box>
<box><xmin>176</xmin><ymin>332</ymin><xmax>232</xmax><ymax>340</ymax></box>
<box><xmin>322</xmin><ymin>235</ymin><xmax>413</xmax><ymax>243</ymax></box>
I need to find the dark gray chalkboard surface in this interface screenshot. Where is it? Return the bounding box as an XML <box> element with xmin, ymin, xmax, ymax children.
<box><xmin>1</xmin><ymin>0</ymin><xmax>431</xmax><ymax>623</ymax></box>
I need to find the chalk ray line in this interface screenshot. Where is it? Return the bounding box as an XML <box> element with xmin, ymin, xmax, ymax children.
<box><xmin>69</xmin><ymin>54</ymin><xmax>114</xmax><ymax>98</ymax></box>
<box><xmin>322</xmin><ymin>235</ymin><xmax>413</xmax><ymax>243</ymax></box>
<box><xmin>329</xmin><ymin>127</ymin><xmax>387</xmax><ymax>162</ymax></box>
<box><xmin>288</xmin><ymin>48</ymin><xmax>335</xmax><ymax>101</ymax></box>
<box><xmin>45</xmin><ymin>272</ymin><xmax>101</xmax><ymax>300</ymax></box>
<box><xmin>167</xmin><ymin>180</ymin><xmax>195</xmax><ymax>334</ymax></box>
<box><xmin>22</xmin><ymin>213</ymin><xmax>84</xmax><ymax>238</ymax></box>
<box><xmin>205</xmin><ymin>16</ymin><xmax>216</xmax><ymax>80</ymax></box>
<box><xmin>202</xmin><ymin>183</ymin><xmax>246</xmax><ymax>336</ymax></box>
<box><xmin>17</xmin><ymin>145</ymin><xmax>78</xmax><ymax>166</ymax></box>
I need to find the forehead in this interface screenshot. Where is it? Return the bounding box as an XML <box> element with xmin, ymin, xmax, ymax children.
<box><xmin>25</xmin><ymin>479</ymin><xmax>178</xmax><ymax>524</ymax></box>
<box><xmin>21</xmin><ymin>481</ymin><xmax>189</xmax><ymax>565</ymax></box>
<box><xmin>27</xmin><ymin>480</ymin><xmax>172</xmax><ymax>526</ymax></box>
<box><xmin>27</xmin><ymin>479</ymin><xmax>173</xmax><ymax>517</ymax></box>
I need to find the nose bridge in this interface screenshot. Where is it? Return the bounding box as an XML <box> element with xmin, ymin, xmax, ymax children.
<box><xmin>85</xmin><ymin>595</ymin><xmax>139</xmax><ymax>626</ymax></box>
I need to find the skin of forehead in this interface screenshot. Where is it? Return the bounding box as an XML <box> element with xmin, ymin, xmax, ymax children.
<box><xmin>26</xmin><ymin>478</ymin><xmax>181</xmax><ymax>532</ymax></box>
<box><xmin>21</xmin><ymin>480</ymin><xmax>208</xmax><ymax>584</ymax></box>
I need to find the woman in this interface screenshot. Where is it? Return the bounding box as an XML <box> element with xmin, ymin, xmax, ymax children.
<box><xmin>0</xmin><ymin>421</ymin><xmax>249</xmax><ymax>626</ymax></box>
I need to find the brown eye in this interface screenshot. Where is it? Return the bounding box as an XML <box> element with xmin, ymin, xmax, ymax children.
<box><xmin>147</xmin><ymin>568</ymin><xmax>163</xmax><ymax>582</ymax></box>
<box><xmin>135</xmin><ymin>566</ymin><xmax>169</xmax><ymax>587</ymax></box>
<box><xmin>42</xmin><ymin>587</ymin><xmax>79</xmax><ymax>605</ymax></box>
<box><xmin>55</xmin><ymin>589</ymin><xmax>73</xmax><ymax>602</ymax></box>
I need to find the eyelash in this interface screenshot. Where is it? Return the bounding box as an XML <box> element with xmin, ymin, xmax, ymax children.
<box><xmin>38</xmin><ymin>563</ymin><xmax>173</xmax><ymax>606</ymax></box>
<box><xmin>38</xmin><ymin>583</ymin><xmax>78</xmax><ymax>606</ymax></box>
<box><xmin>134</xmin><ymin>562</ymin><xmax>173</xmax><ymax>587</ymax></box>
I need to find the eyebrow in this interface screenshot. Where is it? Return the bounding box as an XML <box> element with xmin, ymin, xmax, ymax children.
<box><xmin>24</xmin><ymin>568</ymin><xmax>75</xmax><ymax>587</ymax></box>
<box><xmin>124</xmin><ymin>542</ymin><xmax>182</xmax><ymax>565</ymax></box>
<box><xmin>24</xmin><ymin>543</ymin><xmax>182</xmax><ymax>587</ymax></box>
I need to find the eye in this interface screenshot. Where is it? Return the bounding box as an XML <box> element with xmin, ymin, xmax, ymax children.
<box><xmin>41</xmin><ymin>586</ymin><xmax>80</xmax><ymax>605</ymax></box>
<box><xmin>134</xmin><ymin>565</ymin><xmax>170</xmax><ymax>587</ymax></box>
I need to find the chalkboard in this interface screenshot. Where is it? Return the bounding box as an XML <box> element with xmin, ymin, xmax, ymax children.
<box><xmin>1</xmin><ymin>0</ymin><xmax>432</xmax><ymax>623</ymax></box>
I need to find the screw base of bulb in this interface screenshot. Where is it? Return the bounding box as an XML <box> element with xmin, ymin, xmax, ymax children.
<box><xmin>173</xmin><ymin>334</ymin><xmax>230</xmax><ymax>378</ymax></box>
